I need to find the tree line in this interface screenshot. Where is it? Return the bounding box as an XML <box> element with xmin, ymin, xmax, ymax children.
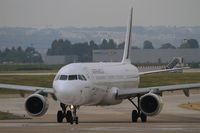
<box><xmin>143</xmin><ymin>39</ymin><xmax>199</xmax><ymax>49</ymax></box>
<box><xmin>47</xmin><ymin>38</ymin><xmax>199</xmax><ymax>61</ymax></box>
<box><xmin>1</xmin><ymin>38</ymin><xmax>198</xmax><ymax>63</ymax></box>
<box><xmin>0</xmin><ymin>47</ymin><xmax>43</xmax><ymax>63</ymax></box>
<box><xmin>47</xmin><ymin>39</ymin><xmax>126</xmax><ymax>62</ymax></box>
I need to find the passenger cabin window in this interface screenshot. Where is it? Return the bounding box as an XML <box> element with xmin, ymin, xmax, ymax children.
<box><xmin>59</xmin><ymin>75</ymin><xmax>68</xmax><ymax>80</ymax></box>
<box><xmin>68</xmin><ymin>75</ymin><xmax>77</xmax><ymax>80</ymax></box>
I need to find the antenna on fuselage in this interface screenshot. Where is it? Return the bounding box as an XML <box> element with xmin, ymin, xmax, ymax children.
<box><xmin>121</xmin><ymin>7</ymin><xmax>133</xmax><ymax>64</ymax></box>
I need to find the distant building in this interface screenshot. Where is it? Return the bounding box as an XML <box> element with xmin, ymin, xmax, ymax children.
<box><xmin>93</xmin><ymin>49</ymin><xmax>200</xmax><ymax>63</ymax></box>
<box><xmin>43</xmin><ymin>55</ymin><xmax>78</xmax><ymax>64</ymax></box>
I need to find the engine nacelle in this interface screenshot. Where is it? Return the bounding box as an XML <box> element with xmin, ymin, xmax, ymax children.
<box><xmin>99</xmin><ymin>87</ymin><xmax>122</xmax><ymax>105</ymax></box>
<box><xmin>139</xmin><ymin>93</ymin><xmax>163</xmax><ymax>116</ymax></box>
<box><xmin>25</xmin><ymin>94</ymin><xmax>49</xmax><ymax>117</ymax></box>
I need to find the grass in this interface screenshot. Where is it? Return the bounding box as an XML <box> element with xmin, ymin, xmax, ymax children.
<box><xmin>0</xmin><ymin>64</ymin><xmax>62</xmax><ymax>72</ymax></box>
<box><xmin>0</xmin><ymin>75</ymin><xmax>55</xmax><ymax>94</ymax></box>
<box><xmin>139</xmin><ymin>72</ymin><xmax>200</xmax><ymax>88</ymax></box>
<box><xmin>0</xmin><ymin>72</ymin><xmax>199</xmax><ymax>94</ymax></box>
<box><xmin>0</xmin><ymin>75</ymin><xmax>55</xmax><ymax>87</ymax></box>
<box><xmin>179</xmin><ymin>102</ymin><xmax>200</xmax><ymax>111</ymax></box>
<box><xmin>0</xmin><ymin>111</ymin><xmax>27</xmax><ymax>120</ymax></box>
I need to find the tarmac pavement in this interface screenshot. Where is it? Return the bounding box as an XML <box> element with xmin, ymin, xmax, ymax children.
<box><xmin>0</xmin><ymin>94</ymin><xmax>199</xmax><ymax>133</ymax></box>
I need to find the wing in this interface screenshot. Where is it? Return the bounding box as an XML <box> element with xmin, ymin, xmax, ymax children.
<box><xmin>139</xmin><ymin>57</ymin><xmax>184</xmax><ymax>75</ymax></box>
<box><xmin>139</xmin><ymin>68</ymin><xmax>183</xmax><ymax>75</ymax></box>
<box><xmin>117</xmin><ymin>83</ymin><xmax>200</xmax><ymax>99</ymax></box>
<box><xmin>0</xmin><ymin>83</ymin><xmax>54</xmax><ymax>94</ymax></box>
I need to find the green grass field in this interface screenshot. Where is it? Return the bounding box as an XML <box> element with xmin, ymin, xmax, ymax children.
<box><xmin>0</xmin><ymin>111</ymin><xmax>26</xmax><ymax>120</ymax></box>
<box><xmin>0</xmin><ymin>75</ymin><xmax>55</xmax><ymax>94</ymax></box>
<box><xmin>139</xmin><ymin>72</ymin><xmax>200</xmax><ymax>87</ymax></box>
<box><xmin>0</xmin><ymin>72</ymin><xmax>200</xmax><ymax>94</ymax></box>
<box><xmin>0</xmin><ymin>64</ymin><xmax>62</xmax><ymax>72</ymax></box>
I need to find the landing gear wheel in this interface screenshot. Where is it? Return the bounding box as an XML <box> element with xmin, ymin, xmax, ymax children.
<box><xmin>65</xmin><ymin>110</ymin><xmax>70</xmax><ymax>123</ymax></box>
<box><xmin>75</xmin><ymin>117</ymin><xmax>79</xmax><ymax>124</ymax></box>
<box><xmin>67</xmin><ymin>110</ymin><xmax>73</xmax><ymax>124</ymax></box>
<box><xmin>57</xmin><ymin>110</ymin><xmax>64</xmax><ymax>123</ymax></box>
<box><xmin>58</xmin><ymin>104</ymin><xmax>80</xmax><ymax>125</ymax></box>
<box><xmin>70</xmin><ymin>120</ymin><xmax>73</xmax><ymax>125</ymax></box>
<box><xmin>140</xmin><ymin>112</ymin><xmax>147</xmax><ymax>122</ymax></box>
<box><xmin>129</xmin><ymin>96</ymin><xmax>149</xmax><ymax>123</ymax></box>
<box><xmin>132</xmin><ymin>110</ymin><xmax>138</xmax><ymax>122</ymax></box>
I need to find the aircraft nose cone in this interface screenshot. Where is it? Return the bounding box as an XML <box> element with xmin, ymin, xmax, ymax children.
<box><xmin>53</xmin><ymin>81</ymin><xmax>81</xmax><ymax>105</ymax></box>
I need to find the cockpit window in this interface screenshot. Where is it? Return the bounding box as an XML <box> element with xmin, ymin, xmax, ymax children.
<box><xmin>78</xmin><ymin>75</ymin><xmax>87</xmax><ymax>81</ymax></box>
<box><xmin>68</xmin><ymin>75</ymin><xmax>77</xmax><ymax>80</ymax></box>
<box><xmin>78</xmin><ymin>75</ymin><xmax>82</xmax><ymax>80</ymax></box>
<box><xmin>59</xmin><ymin>75</ymin><xmax>68</xmax><ymax>80</ymax></box>
<box><xmin>55</xmin><ymin>75</ymin><xmax>60</xmax><ymax>80</ymax></box>
<box><xmin>56</xmin><ymin>74</ymin><xmax>87</xmax><ymax>81</ymax></box>
<box><xmin>78</xmin><ymin>75</ymin><xmax>84</xmax><ymax>80</ymax></box>
<box><xmin>82</xmin><ymin>75</ymin><xmax>87</xmax><ymax>80</ymax></box>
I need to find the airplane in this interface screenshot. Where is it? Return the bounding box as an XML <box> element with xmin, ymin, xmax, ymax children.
<box><xmin>0</xmin><ymin>7</ymin><xmax>200</xmax><ymax>125</ymax></box>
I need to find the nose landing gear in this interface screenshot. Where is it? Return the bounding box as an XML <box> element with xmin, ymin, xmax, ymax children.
<box><xmin>57</xmin><ymin>103</ymin><xmax>79</xmax><ymax>124</ymax></box>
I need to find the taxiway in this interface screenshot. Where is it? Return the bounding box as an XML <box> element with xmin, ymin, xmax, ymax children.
<box><xmin>0</xmin><ymin>94</ymin><xmax>199</xmax><ymax>133</ymax></box>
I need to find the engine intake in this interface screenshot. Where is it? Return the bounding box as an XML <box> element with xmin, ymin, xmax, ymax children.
<box><xmin>139</xmin><ymin>93</ymin><xmax>163</xmax><ymax>116</ymax></box>
<box><xmin>25</xmin><ymin>94</ymin><xmax>49</xmax><ymax>117</ymax></box>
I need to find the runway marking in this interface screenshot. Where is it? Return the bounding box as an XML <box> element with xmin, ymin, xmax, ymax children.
<box><xmin>80</xmin><ymin>126</ymin><xmax>200</xmax><ymax>132</ymax></box>
<box><xmin>0</xmin><ymin>122</ymin><xmax>200</xmax><ymax>133</ymax></box>
<box><xmin>0</xmin><ymin>123</ymin><xmax>60</xmax><ymax>128</ymax></box>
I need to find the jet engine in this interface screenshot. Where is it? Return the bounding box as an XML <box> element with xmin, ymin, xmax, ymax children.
<box><xmin>25</xmin><ymin>94</ymin><xmax>49</xmax><ymax>117</ymax></box>
<box><xmin>139</xmin><ymin>93</ymin><xmax>163</xmax><ymax>116</ymax></box>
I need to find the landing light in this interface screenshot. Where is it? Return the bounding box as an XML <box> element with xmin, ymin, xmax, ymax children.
<box><xmin>70</xmin><ymin>105</ymin><xmax>74</xmax><ymax>110</ymax></box>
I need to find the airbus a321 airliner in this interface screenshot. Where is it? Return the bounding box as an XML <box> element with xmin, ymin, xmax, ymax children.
<box><xmin>0</xmin><ymin>8</ymin><xmax>200</xmax><ymax>125</ymax></box>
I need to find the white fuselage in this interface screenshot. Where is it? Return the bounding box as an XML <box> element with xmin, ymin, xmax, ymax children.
<box><xmin>53</xmin><ymin>62</ymin><xmax>139</xmax><ymax>106</ymax></box>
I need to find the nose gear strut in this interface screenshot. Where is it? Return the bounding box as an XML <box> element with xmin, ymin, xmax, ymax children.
<box><xmin>57</xmin><ymin>103</ymin><xmax>79</xmax><ymax>124</ymax></box>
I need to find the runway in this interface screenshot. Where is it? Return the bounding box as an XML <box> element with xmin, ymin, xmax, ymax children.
<box><xmin>0</xmin><ymin>94</ymin><xmax>199</xmax><ymax>133</ymax></box>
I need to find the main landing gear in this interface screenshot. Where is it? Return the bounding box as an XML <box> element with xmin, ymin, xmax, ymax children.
<box><xmin>128</xmin><ymin>96</ymin><xmax>147</xmax><ymax>123</ymax></box>
<box><xmin>57</xmin><ymin>103</ymin><xmax>79</xmax><ymax>124</ymax></box>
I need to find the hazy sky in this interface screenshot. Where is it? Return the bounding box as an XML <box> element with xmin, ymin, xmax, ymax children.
<box><xmin>0</xmin><ymin>0</ymin><xmax>200</xmax><ymax>28</ymax></box>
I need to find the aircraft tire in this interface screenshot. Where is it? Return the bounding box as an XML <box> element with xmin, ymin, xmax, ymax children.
<box><xmin>65</xmin><ymin>112</ymin><xmax>70</xmax><ymax>123</ymax></box>
<box><xmin>140</xmin><ymin>113</ymin><xmax>147</xmax><ymax>122</ymax></box>
<box><xmin>75</xmin><ymin>117</ymin><xmax>79</xmax><ymax>124</ymax></box>
<box><xmin>67</xmin><ymin>111</ymin><xmax>73</xmax><ymax>124</ymax></box>
<box><xmin>57</xmin><ymin>110</ymin><xmax>63</xmax><ymax>123</ymax></box>
<box><xmin>132</xmin><ymin>110</ymin><xmax>138</xmax><ymax>122</ymax></box>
